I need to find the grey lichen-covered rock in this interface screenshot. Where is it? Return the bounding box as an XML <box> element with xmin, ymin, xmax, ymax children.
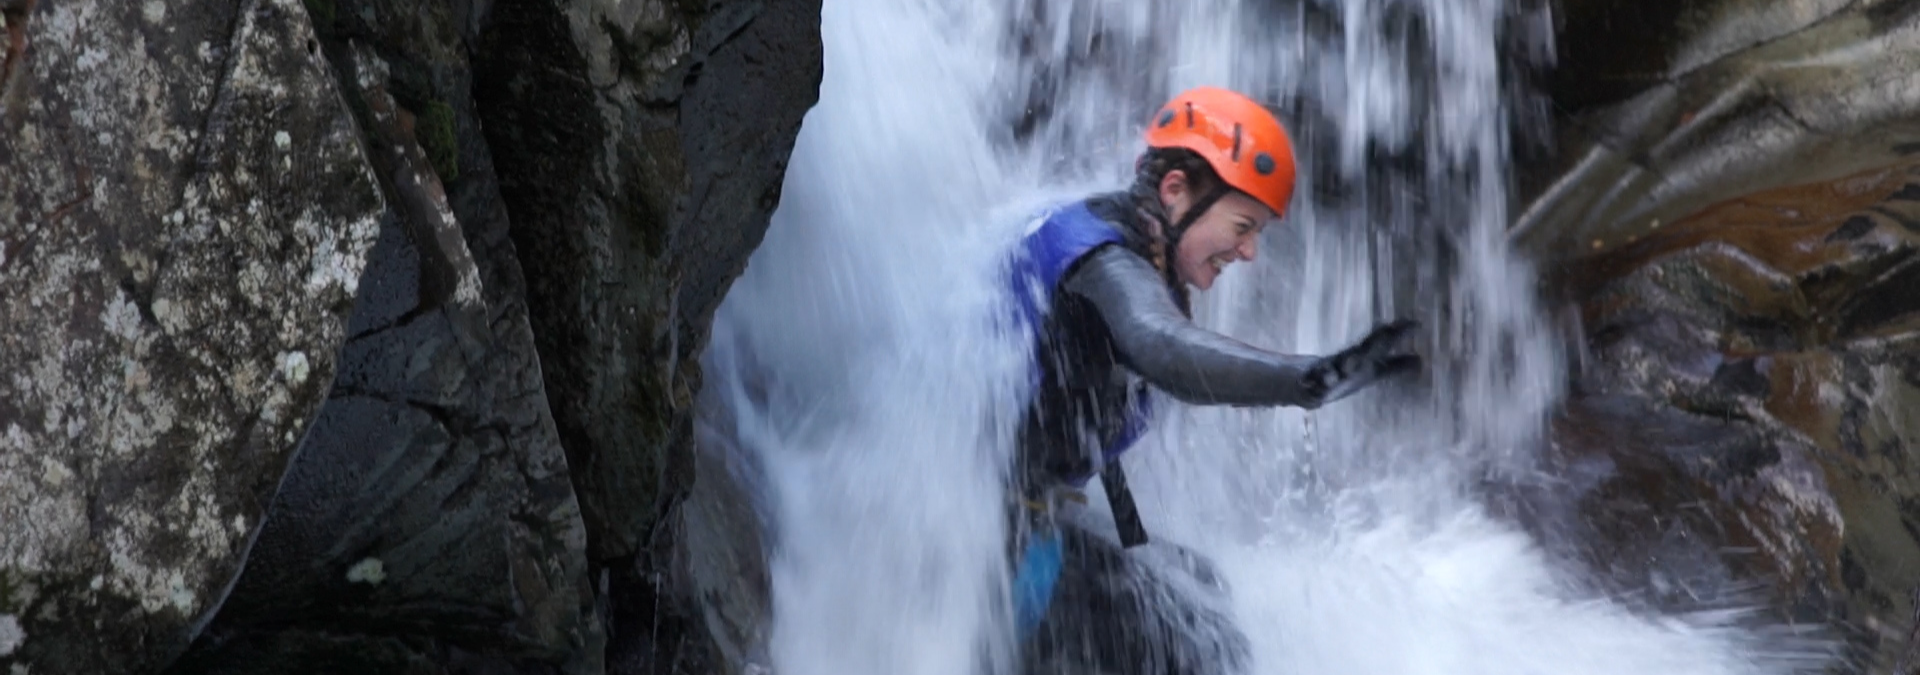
<box><xmin>0</xmin><ymin>0</ymin><xmax>382</xmax><ymax>672</ymax></box>
<box><xmin>168</xmin><ymin>8</ymin><xmax>601</xmax><ymax>674</ymax></box>
<box><xmin>1514</xmin><ymin>0</ymin><xmax>1920</xmax><ymax>262</ymax></box>
<box><xmin>472</xmin><ymin>0</ymin><xmax>824</xmax><ymax>566</ymax></box>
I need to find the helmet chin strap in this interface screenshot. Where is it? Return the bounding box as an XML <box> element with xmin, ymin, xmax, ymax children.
<box><xmin>1158</xmin><ymin>186</ymin><xmax>1228</xmax><ymax>314</ymax></box>
<box><xmin>1164</xmin><ymin>186</ymin><xmax>1228</xmax><ymax>250</ymax></box>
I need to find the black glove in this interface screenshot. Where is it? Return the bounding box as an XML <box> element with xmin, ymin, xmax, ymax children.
<box><xmin>1301</xmin><ymin>319</ymin><xmax>1422</xmax><ymax>408</ymax></box>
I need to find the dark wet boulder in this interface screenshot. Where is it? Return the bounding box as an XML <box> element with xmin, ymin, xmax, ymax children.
<box><xmin>468</xmin><ymin>1</ymin><xmax>822</xmax><ymax>671</ymax></box>
<box><xmin>1022</xmin><ymin>522</ymin><xmax>1248</xmax><ymax>675</ymax></box>
<box><xmin>471</xmin><ymin>0</ymin><xmax>824</xmax><ymax>566</ymax></box>
<box><xmin>672</xmin><ymin>390</ymin><xmax>775</xmax><ymax>674</ymax></box>
<box><xmin>1509</xmin><ymin>3</ymin><xmax>1920</xmax><ymax>670</ymax></box>
<box><xmin>0</xmin><ymin>0</ymin><xmax>384</xmax><ymax>672</ymax></box>
<box><xmin>1527</xmin><ymin>160</ymin><xmax>1920</xmax><ymax>671</ymax></box>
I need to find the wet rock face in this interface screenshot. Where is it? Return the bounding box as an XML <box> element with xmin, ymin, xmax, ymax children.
<box><xmin>468</xmin><ymin>1</ymin><xmax>822</xmax><ymax>671</ymax></box>
<box><xmin>0</xmin><ymin>0</ymin><xmax>383</xmax><ymax>672</ymax></box>
<box><xmin>1548</xmin><ymin>0</ymin><xmax>1854</xmax><ymax>112</ymax></box>
<box><xmin>1517</xmin><ymin>8</ymin><xmax>1920</xmax><ymax>667</ymax></box>
<box><xmin>1537</xmin><ymin>161</ymin><xmax>1920</xmax><ymax>670</ymax></box>
<box><xmin>1516</xmin><ymin>0</ymin><xmax>1920</xmax><ymax>263</ymax></box>
<box><xmin>471</xmin><ymin>0</ymin><xmax>823</xmax><ymax>568</ymax></box>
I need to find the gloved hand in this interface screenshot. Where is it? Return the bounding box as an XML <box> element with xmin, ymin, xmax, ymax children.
<box><xmin>1301</xmin><ymin>319</ymin><xmax>1422</xmax><ymax>408</ymax></box>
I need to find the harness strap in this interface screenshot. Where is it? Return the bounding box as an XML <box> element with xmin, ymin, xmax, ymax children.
<box><xmin>1165</xmin><ymin>186</ymin><xmax>1228</xmax><ymax>247</ymax></box>
<box><xmin>1157</xmin><ymin>186</ymin><xmax>1229</xmax><ymax>315</ymax></box>
<box><xmin>1100</xmin><ymin>462</ymin><xmax>1150</xmax><ymax>549</ymax></box>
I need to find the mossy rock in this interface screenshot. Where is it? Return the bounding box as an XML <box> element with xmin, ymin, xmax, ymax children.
<box><xmin>417</xmin><ymin>99</ymin><xmax>458</xmax><ymax>182</ymax></box>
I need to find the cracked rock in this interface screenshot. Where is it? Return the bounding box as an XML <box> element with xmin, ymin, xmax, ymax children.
<box><xmin>170</xmin><ymin>5</ymin><xmax>599</xmax><ymax>671</ymax></box>
<box><xmin>0</xmin><ymin>0</ymin><xmax>383</xmax><ymax>672</ymax></box>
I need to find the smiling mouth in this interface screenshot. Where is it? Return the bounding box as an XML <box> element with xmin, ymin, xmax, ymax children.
<box><xmin>1208</xmin><ymin>255</ymin><xmax>1230</xmax><ymax>274</ymax></box>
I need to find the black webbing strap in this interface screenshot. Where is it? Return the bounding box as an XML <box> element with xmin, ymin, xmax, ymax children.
<box><xmin>1099</xmin><ymin>462</ymin><xmax>1149</xmax><ymax>549</ymax></box>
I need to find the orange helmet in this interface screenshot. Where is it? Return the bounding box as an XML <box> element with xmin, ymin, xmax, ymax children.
<box><xmin>1142</xmin><ymin>86</ymin><xmax>1298</xmax><ymax>218</ymax></box>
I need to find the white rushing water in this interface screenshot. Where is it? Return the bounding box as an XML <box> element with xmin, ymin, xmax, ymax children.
<box><xmin>700</xmin><ymin>0</ymin><xmax>1835</xmax><ymax>674</ymax></box>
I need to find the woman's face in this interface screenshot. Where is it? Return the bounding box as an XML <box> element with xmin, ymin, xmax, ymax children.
<box><xmin>1158</xmin><ymin>169</ymin><xmax>1275</xmax><ymax>290</ymax></box>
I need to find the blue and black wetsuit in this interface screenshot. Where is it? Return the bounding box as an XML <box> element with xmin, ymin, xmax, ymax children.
<box><xmin>1003</xmin><ymin>192</ymin><xmax>1417</xmax><ymax>674</ymax></box>
<box><xmin>1007</xmin><ymin>193</ymin><xmax>1363</xmax><ymax>502</ymax></box>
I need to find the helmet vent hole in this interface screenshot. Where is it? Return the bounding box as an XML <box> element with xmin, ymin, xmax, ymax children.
<box><xmin>1254</xmin><ymin>153</ymin><xmax>1276</xmax><ymax>175</ymax></box>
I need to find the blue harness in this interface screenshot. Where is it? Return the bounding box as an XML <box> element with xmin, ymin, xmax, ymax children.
<box><xmin>1004</xmin><ymin>200</ymin><xmax>1157</xmax><ymax>638</ymax></box>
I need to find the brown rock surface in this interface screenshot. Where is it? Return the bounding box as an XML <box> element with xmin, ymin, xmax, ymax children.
<box><xmin>1516</xmin><ymin>1</ymin><xmax>1920</xmax><ymax>265</ymax></box>
<box><xmin>1537</xmin><ymin>160</ymin><xmax>1920</xmax><ymax>671</ymax></box>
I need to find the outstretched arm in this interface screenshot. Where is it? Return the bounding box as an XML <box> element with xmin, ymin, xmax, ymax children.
<box><xmin>1060</xmin><ymin>244</ymin><xmax>1419</xmax><ymax>408</ymax></box>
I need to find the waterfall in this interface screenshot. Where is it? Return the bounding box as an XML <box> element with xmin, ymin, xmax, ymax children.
<box><xmin>698</xmin><ymin>0</ymin><xmax>1836</xmax><ymax>673</ymax></box>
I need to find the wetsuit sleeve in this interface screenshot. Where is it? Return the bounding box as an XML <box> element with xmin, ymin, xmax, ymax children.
<box><xmin>1059</xmin><ymin>245</ymin><xmax>1330</xmax><ymax>408</ymax></box>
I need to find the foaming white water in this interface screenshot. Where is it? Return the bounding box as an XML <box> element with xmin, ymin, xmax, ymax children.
<box><xmin>1210</xmin><ymin>512</ymin><xmax>1793</xmax><ymax>675</ymax></box>
<box><xmin>703</xmin><ymin>0</ymin><xmax>1836</xmax><ymax>675</ymax></box>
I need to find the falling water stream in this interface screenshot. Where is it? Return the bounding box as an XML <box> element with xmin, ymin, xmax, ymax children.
<box><xmin>700</xmin><ymin>1</ymin><xmax>1836</xmax><ymax>674</ymax></box>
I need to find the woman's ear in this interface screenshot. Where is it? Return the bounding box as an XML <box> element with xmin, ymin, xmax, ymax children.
<box><xmin>1158</xmin><ymin>169</ymin><xmax>1189</xmax><ymax>202</ymax></box>
<box><xmin>1159</xmin><ymin>169</ymin><xmax>1192</xmax><ymax>221</ymax></box>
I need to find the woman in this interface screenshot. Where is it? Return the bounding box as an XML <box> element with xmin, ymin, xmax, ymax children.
<box><xmin>1004</xmin><ymin>86</ymin><xmax>1421</xmax><ymax>674</ymax></box>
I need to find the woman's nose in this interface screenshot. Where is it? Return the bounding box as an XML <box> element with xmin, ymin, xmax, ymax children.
<box><xmin>1238</xmin><ymin>236</ymin><xmax>1258</xmax><ymax>261</ymax></box>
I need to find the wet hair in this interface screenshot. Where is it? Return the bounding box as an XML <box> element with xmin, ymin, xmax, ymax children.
<box><xmin>1119</xmin><ymin>146</ymin><xmax>1228</xmax><ymax>315</ymax></box>
<box><xmin>1125</xmin><ymin>147</ymin><xmax>1227</xmax><ymax>242</ymax></box>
